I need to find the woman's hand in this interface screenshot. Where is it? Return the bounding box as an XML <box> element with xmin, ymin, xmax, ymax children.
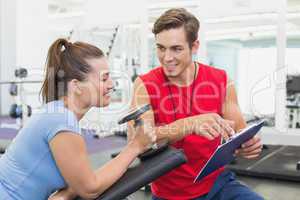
<box><xmin>129</xmin><ymin>120</ymin><xmax>156</xmax><ymax>154</ymax></box>
<box><xmin>48</xmin><ymin>188</ymin><xmax>76</xmax><ymax>200</ymax></box>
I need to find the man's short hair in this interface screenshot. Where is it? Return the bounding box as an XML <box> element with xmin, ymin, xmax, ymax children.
<box><xmin>152</xmin><ymin>8</ymin><xmax>200</xmax><ymax>48</ymax></box>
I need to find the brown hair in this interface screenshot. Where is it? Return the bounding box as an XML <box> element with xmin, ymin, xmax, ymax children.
<box><xmin>152</xmin><ymin>8</ymin><xmax>200</xmax><ymax>47</ymax></box>
<box><xmin>40</xmin><ymin>38</ymin><xmax>104</xmax><ymax>103</ymax></box>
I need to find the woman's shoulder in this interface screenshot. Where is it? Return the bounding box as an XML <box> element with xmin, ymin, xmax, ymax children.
<box><xmin>27</xmin><ymin>101</ymin><xmax>81</xmax><ymax>142</ymax></box>
<box><xmin>27</xmin><ymin>101</ymin><xmax>79</xmax><ymax>131</ymax></box>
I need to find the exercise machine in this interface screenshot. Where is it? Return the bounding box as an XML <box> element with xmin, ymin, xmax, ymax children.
<box><xmin>286</xmin><ymin>75</ymin><xmax>300</xmax><ymax>128</ymax></box>
<box><xmin>76</xmin><ymin>105</ymin><xmax>186</xmax><ymax>200</ymax></box>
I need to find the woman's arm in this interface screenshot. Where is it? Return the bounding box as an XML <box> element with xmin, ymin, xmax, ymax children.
<box><xmin>50</xmin><ymin>132</ymin><xmax>147</xmax><ymax>199</ymax></box>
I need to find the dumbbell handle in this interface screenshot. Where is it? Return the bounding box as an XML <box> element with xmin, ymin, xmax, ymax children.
<box><xmin>134</xmin><ymin>118</ymin><xmax>143</xmax><ymax>127</ymax></box>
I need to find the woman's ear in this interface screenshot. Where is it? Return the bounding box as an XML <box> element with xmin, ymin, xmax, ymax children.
<box><xmin>70</xmin><ymin>79</ymin><xmax>82</xmax><ymax>95</ymax></box>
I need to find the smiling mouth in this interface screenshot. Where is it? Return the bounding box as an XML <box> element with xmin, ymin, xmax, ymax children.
<box><xmin>166</xmin><ymin>65</ymin><xmax>177</xmax><ymax>72</ymax></box>
<box><xmin>107</xmin><ymin>88</ymin><xmax>116</xmax><ymax>94</ymax></box>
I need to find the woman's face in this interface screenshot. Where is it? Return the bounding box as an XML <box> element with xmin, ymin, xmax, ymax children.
<box><xmin>82</xmin><ymin>57</ymin><xmax>114</xmax><ymax>107</ymax></box>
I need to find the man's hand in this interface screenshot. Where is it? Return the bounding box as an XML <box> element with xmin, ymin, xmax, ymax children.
<box><xmin>190</xmin><ymin>113</ymin><xmax>235</xmax><ymax>140</ymax></box>
<box><xmin>235</xmin><ymin>136</ymin><xmax>262</xmax><ymax>159</ymax></box>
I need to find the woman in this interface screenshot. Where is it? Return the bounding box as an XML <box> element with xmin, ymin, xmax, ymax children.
<box><xmin>0</xmin><ymin>39</ymin><xmax>154</xmax><ymax>200</ymax></box>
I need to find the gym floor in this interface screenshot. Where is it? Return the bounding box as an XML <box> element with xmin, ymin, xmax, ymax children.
<box><xmin>1</xmin><ymin>131</ymin><xmax>300</xmax><ymax>200</ymax></box>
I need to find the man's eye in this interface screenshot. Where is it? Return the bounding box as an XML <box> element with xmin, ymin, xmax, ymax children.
<box><xmin>158</xmin><ymin>46</ymin><xmax>165</xmax><ymax>51</ymax></box>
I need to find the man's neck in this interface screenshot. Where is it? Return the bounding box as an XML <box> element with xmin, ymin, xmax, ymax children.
<box><xmin>168</xmin><ymin>62</ymin><xmax>197</xmax><ymax>86</ymax></box>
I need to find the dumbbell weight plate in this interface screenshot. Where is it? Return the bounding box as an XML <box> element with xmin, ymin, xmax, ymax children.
<box><xmin>118</xmin><ymin>104</ymin><xmax>151</xmax><ymax>125</ymax></box>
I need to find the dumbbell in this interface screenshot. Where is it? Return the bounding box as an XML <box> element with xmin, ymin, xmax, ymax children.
<box><xmin>117</xmin><ymin>104</ymin><xmax>169</xmax><ymax>160</ymax></box>
<box><xmin>9</xmin><ymin>104</ymin><xmax>32</xmax><ymax>119</ymax></box>
<box><xmin>0</xmin><ymin>147</ymin><xmax>5</xmax><ymax>154</ymax></box>
<box><xmin>118</xmin><ymin>104</ymin><xmax>151</xmax><ymax>127</ymax></box>
<box><xmin>9</xmin><ymin>83</ymin><xmax>18</xmax><ymax>96</ymax></box>
<box><xmin>15</xmin><ymin>68</ymin><xmax>28</xmax><ymax>78</ymax></box>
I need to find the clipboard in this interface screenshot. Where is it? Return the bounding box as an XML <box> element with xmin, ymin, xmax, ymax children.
<box><xmin>194</xmin><ymin>120</ymin><xmax>265</xmax><ymax>182</ymax></box>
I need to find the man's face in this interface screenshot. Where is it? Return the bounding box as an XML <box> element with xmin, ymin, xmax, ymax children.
<box><xmin>155</xmin><ymin>26</ymin><xmax>198</xmax><ymax>78</ymax></box>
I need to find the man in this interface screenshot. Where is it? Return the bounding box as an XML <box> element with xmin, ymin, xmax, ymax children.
<box><xmin>129</xmin><ymin>8</ymin><xmax>263</xmax><ymax>200</ymax></box>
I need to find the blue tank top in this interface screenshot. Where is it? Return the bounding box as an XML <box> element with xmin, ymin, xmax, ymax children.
<box><xmin>0</xmin><ymin>100</ymin><xmax>81</xmax><ymax>200</ymax></box>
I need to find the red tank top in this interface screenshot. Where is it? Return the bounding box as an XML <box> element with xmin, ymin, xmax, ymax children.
<box><xmin>139</xmin><ymin>63</ymin><xmax>227</xmax><ymax>200</ymax></box>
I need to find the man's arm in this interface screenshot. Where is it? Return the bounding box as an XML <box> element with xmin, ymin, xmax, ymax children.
<box><xmin>222</xmin><ymin>79</ymin><xmax>247</xmax><ymax>131</ymax></box>
<box><xmin>128</xmin><ymin>77</ymin><xmax>191</xmax><ymax>143</ymax></box>
<box><xmin>222</xmin><ymin>79</ymin><xmax>262</xmax><ymax>159</ymax></box>
<box><xmin>128</xmin><ymin>77</ymin><xmax>234</xmax><ymax>143</ymax></box>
